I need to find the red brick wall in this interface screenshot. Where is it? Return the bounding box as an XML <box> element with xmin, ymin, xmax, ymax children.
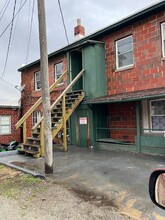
<box><xmin>21</xmin><ymin>54</ymin><xmax>67</xmax><ymax>138</ymax></box>
<box><xmin>100</xmin><ymin>11</ymin><xmax>165</xmax><ymax>95</ymax></box>
<box><xmin>108</xmin><ymin>103</ymin><xmax>136</xmax><ymax>143</ymax></box>
<box><xmin>0</xmin><ymin>107</ymin><xmax>21</xmax><ymax>144</ymax></box>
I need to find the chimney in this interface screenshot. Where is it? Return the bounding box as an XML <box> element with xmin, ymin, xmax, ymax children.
<box><xmin>74</xmin><ymin>19</ymin><xmax>85</xmax><ymax>40</ymax></box>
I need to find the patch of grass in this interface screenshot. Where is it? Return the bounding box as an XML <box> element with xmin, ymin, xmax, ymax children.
<box><xmin>19</xmin><ymin>174</ymin><xmax>42</xmax><ymax>185</ymax></box>
<box><xmin>2</xmin><ymin>188</ymin><xmax>20</xmax><ymax>198</ymax></box>
<box><xmin>0</xmin><ymin>165</ymin><xmax>4</xmax><ymax>170</ymax></box>
<box><xmin>0</xmin><ymin>166</ymin><xmax>46</xmax><ymax>201</ymax></box>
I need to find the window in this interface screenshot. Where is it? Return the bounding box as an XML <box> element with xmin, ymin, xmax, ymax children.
<box><xmin>54</xmin><ymin>62</ymin><xmax>63</xmax><ymax>82</ymax></box>
<box><xmin>32</xmin><ymin>110</ymin><xmax>41</xmax><ymax>126</ymax></box>
<box><xmin>34</xmin><ymin>71</ymin><xmax>41</xmax><ymax>91</ymax></box>
<box><xmin>161</xmin><ymin>22</ymin><xmax>165</xmax><ymax>57</ymax></box>
<box><xmin>0</xmin><ymin>116</ymin><xmax>11</xmax><ymax>135</ymax></box>
<box><xmin>116</xmin><ymin>35</ymin><xmax>133</xmax><ymax>69</ymax></box>
<box><xmin>150</xmin><ymin>100</ymin><xmax>165</xmax><ymax>132</ymax></box>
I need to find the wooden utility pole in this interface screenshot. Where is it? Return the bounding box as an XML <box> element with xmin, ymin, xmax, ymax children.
<box><xmin>37</xmin><ymin>0</ymin><xmax>53</xmax><ymax>174</ymax></box>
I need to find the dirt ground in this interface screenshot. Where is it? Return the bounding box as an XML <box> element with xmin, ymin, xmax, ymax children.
<box><xmin>0</xmin><ymin>165</ymin><xmax>137</xmax><ymax>220</ymax></box>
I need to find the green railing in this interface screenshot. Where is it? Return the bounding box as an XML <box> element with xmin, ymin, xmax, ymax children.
<box><xmin>96</xmin><ymin>127</ymin><xmax>136</xmax><ymax>144</ymax></box>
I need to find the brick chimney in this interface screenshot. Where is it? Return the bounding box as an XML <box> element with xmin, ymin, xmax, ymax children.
<box><xmin>74</xmin><ymin>19</ymin><xmax>85</xmax><ymax>40</ymax></box>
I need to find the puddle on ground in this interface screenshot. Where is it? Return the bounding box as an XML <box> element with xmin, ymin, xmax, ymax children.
<box><xmin>71</xmin><ymin>188</ymin><xmax>118</xmax><ymax>209</ymax></box>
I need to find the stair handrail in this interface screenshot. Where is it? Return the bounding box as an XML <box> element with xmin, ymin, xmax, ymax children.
<box><xmin>32</xmin><ymin>69</ymin><xmax>85</xmax><ymax>131</ymax></box>
<box><xmin>16</xmin><ymin>70</ymin><xmax>68</xmax><ymax>129</ymax></box>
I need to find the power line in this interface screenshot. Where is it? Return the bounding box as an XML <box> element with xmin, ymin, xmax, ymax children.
<box><xmin>0</xmin><ymin>0</ymin><xmax>11</xmax><ymax>22</ymax></box>
<box><xmin>1</xmin><ymin>0</ymin><xmax>17</xmax><ymax>79</ymax></box>
<box><xmin>0</xmin><ymin>77</ymin><xmax>18</xmax><ymax>90</ymax></box>
<box><xmin>57</xmin><ymin>0</ymin><xmax>69</xmax><ymax>45</ymax></box>
<box><xmin>11</xmin><ymin>0</ymin><xmax>23</xmax><ymax>47</ymax></box>
<box><xmin>0</xmin><ymin>0</ymin><xmax>28</xmax><ymax>39</ymax></box>
<box><xmin>25</xmin><ymin>0</ymin><xmax>35</xmax><ymax>64</ymax></box>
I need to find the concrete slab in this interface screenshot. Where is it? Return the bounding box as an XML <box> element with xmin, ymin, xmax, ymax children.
<box><xmin>0</xmin><ymin>146</ymin><xmax>165</xmax><ymax>220</ymax></box>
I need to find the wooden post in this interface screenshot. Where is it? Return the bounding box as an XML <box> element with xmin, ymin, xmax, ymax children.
<box><xmin>23</xmin><ymin>121</ymin><xmax>26</xmax><ymax>144</ymax></box>
<box><xmin>62</xmin><ymin>94</ymin><xmax>67</xmax><ymax>151</ymax></box>
<box><xmin>40</xmin><ymin>120</ymin><xmax>44</xmax><ymax>157</ymax></box>
<box><xmin>37</xmin><ymin>0</ymin><xmax>53</xmax><ymax>174</ymax></box>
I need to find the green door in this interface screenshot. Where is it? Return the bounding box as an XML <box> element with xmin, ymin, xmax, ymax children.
<box><xmin>71</xmin><ymin>50</ymin><xmax>83</xmax><ymax>91</ymax></box>
<box><xmin>77</xmin><ymin>109</ymin><xmax>89</xmax><ymax>148</ymax></box>
<box><xmin>70</xmin><ymin>105</ymin><xmax>93</xmax><ymax>148</ymax></box>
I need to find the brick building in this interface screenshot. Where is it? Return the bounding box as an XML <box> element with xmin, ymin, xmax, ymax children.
<box><xmin>0</xmin><ymin>105</ymin><xmax>21</xmax><ymax>144</ymax></box>
<box><xmin>17</xmin><ymin>1</ymin><xmax>165</xmax><ymax>156</ymax></box>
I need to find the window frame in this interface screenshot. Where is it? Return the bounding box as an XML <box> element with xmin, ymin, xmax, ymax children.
<box><xmin>116</xmin><ymin>35</ymin><xmax>134</xmax><ymax>70</ymax></box>
<box><xmin>34</xmin><ymin>71</ymin><xmax>41</xmax><ymax>91</ymax></box>
<box><xmin>32</xmin><ymin>110</ymin><xmax>41</xmax><ymax>126</ymax></box>
<box><xmin>150</xmin><ymin>99</ymin><xmax>165</xmax><ymax>133</ymax></box>
<box><xmin>0</xmin><ymin>115</ymin><xmax>11</xmax><ymax>135</ymax></box>
<box><xmin>161</xmin><ymin>22</ymin><xmax>165</xmax><ymax>58</ymax></box>
<box><xmin>54</xmin><ymin>62</ymin><xmax>63</xmax><ymax>84</ymax></box>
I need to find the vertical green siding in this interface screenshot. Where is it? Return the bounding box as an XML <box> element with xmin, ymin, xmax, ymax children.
<box><xmin>82</xmin><ymin>43</ymin><xmax>106</xmax><ymax>99</ymax></box>
<box><xmin>70</xmin><ymin>105</ymin><xmax>94</xmax><ymax>147</ymax></box>
<box><xmin>69</xmin><ymin>43</ymin><xmax>106</xmax><ymax>148</ymax></box>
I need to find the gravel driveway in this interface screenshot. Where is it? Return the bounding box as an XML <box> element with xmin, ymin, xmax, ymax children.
<box><xmin>0</xmin><ymin>165</ymin><xmax>136</xmax><ymax>220</ymax></box>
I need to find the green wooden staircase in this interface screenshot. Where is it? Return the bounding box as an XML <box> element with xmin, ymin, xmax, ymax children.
<box><xmin>16</xmin><ymin>69</ymin><xmax>85</xmax><ymax>157</ymax></box>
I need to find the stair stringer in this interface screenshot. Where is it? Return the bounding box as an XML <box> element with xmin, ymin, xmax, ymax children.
<box><xmin>52</xmin><ymin>91</ymin><xmax>85</xmax><ymax>139</ymax></box>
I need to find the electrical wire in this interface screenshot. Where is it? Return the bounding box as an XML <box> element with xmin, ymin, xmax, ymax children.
<box><xmin>0</xmin><ymin>0</ymin><xmax>28</xmax><ymax>39</ymax></box>
<box><xmin>25</xmin><ymin>0</ymin><xmax>35</xmax><ymax>64</ymax></box>
<box><xmin>1</xmin><ymin>0</ymin><xmax>17</xmax><ymax>79</ymax></box>
<box><xmin>57</xmin><ymin>0</ymin><xmax>69</xmax><ymax>45</ymax></box>
<box><xmin>0</xmin><ymin>0</ymin><xmax>8</xmax><ymax>15</ymax></box>
<box><xmin>11</xmin><ymin>0</ymin><xmax>23</xmax><ymax>47</ymax></box>
<box><xmin>0</xmin><ymin>0</ymin><xmax>11</xmax><ymax>22</ymax></box>
<box><xmin>0</xmin><ymin>77</ymin><xmax>19</xmax><ymax>90</ymax></box>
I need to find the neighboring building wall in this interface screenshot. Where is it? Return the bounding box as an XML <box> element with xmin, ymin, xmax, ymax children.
<box><xmin>21</xmin><ymin>54</ymin><xmax>67</xmax><ymax>137</ymax></box>
<box><xmin>0</xmin><ymin>107</ymin><xmax>20</xmax><ymax>144</ymax></box>
<box><xmin>100</xmin><ymin>11</ymin><xmax>165</xmax><ymax>95</ymax></box>
<box><xmin>108</xmin><ymin>103</ymin><xmax>136</xmax><ymax>143</ymax></box>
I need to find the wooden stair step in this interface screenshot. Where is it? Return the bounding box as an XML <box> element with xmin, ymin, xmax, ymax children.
<box><xmin>18</xmin><ymin>148</ymin><xmax>39</xmax><ymax>155</ymax></box>
<box><xmin>66</xmin><ymin>90</ymin><xmax>83</xmax><ymax>95</ymax></box>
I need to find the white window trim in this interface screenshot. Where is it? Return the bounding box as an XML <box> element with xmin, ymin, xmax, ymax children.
<box><xmin>150</xmin><ymin>99</ymin><xmax>165</xmax><ymax>133</ymax></box>
<box><xmin>116</xmin><ymin>35</ymin><xmax>134</xmax><ymax>70</ymax></box>
<box><xmin>32</xmin><ymin>110</ymin><xmax>41</xmax><ymax>126</ymax></box>
<box><xmin>142</xmin><ymin>100</ymin><xmax>150</xmax><ymax>134</ymax></box>
<box><xmin>161</xmin><ymin>22</ymin><xmax>165</xmax><ymax>58</ymax></box>
<box><xmin>34</xmin><ymin>71</ymin><xmax>41</xmax><ymax>91</ymax></box>
<box><xmin>54</xmin><ymin>62</ymin><xmax>63</xmax><ymax>85</ymax></box>
<box><xmin>0</xmin><ymin>116</ymin><xmax>11</xmax><ymax>135</ymax></box>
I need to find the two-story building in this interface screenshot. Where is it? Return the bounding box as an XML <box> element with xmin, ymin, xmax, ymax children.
<box><xmin>17</xmin><ymin>1</ymin><xmax>165</xmax><ymax>157</ymax></box>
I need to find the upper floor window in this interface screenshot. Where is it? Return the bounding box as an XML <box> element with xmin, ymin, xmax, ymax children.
<box><xmin>161</xmin><ymin>22</ymin><xmax>165</xmax><ymax>58</ymax></box>
<box><xmin>150</xmin><ymin>99</ymin><xmax>165</xmax><ymax>132</ymax></box>
<box><xmin>116</xmin><ymin>35</ymin><xmax>133</xmax><ymax>69</ymax></box>
<box><xmin>34</xmin><ymin>71</ymin><xmax>41</xmax><ymax>91</ymax></box>
<box><xmin>0</xmin><ymin>116</ymin><xmax>11</xmax><ymax>135</ymax></box>
<box><xmin>32</xmin><ymin>110</ymin><xmax>41</xmax><ymax>126</ymax></box>
<box><xmin>54</xmin><ymin>62</ymin><xmax>63</xmax><ymax>82</ymax></box>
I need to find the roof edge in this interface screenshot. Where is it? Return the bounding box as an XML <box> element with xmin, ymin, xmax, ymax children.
<box><xmin>18</xmin><ymin>0</ymin><xmax>165</xmax><ymax>72</ymax></box>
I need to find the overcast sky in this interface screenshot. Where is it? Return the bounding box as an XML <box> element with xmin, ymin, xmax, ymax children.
<box><xmin>0</xmin><ymin>0</ymin><xmax>163</xmax><ymax>105</ymax></box>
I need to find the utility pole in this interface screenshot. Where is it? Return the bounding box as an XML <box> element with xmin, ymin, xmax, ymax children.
<box><xmin>37</xmin><ymin>0</ymin><xmax>53</xmax><ymax>174</ymax></box>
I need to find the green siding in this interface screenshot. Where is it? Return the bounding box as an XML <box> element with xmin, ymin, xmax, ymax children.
<box><xmin>69</xmin><ymin>43</ymin><xmax>106</xmax><ymax>148</ymax></box>
<box><xmin>82</xmin><ymin>44</ymin><xmax>106</xmax><ymax>99</ymax></box>
<box><xmin>70</xmin><ymin>105</ymin><xmax>94</xmax><ymax>147</ymax></box>
<box><xmin>135</xmin><ymin>136</ymin><xmax>165</xmax><ymax>155</ymax></box>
